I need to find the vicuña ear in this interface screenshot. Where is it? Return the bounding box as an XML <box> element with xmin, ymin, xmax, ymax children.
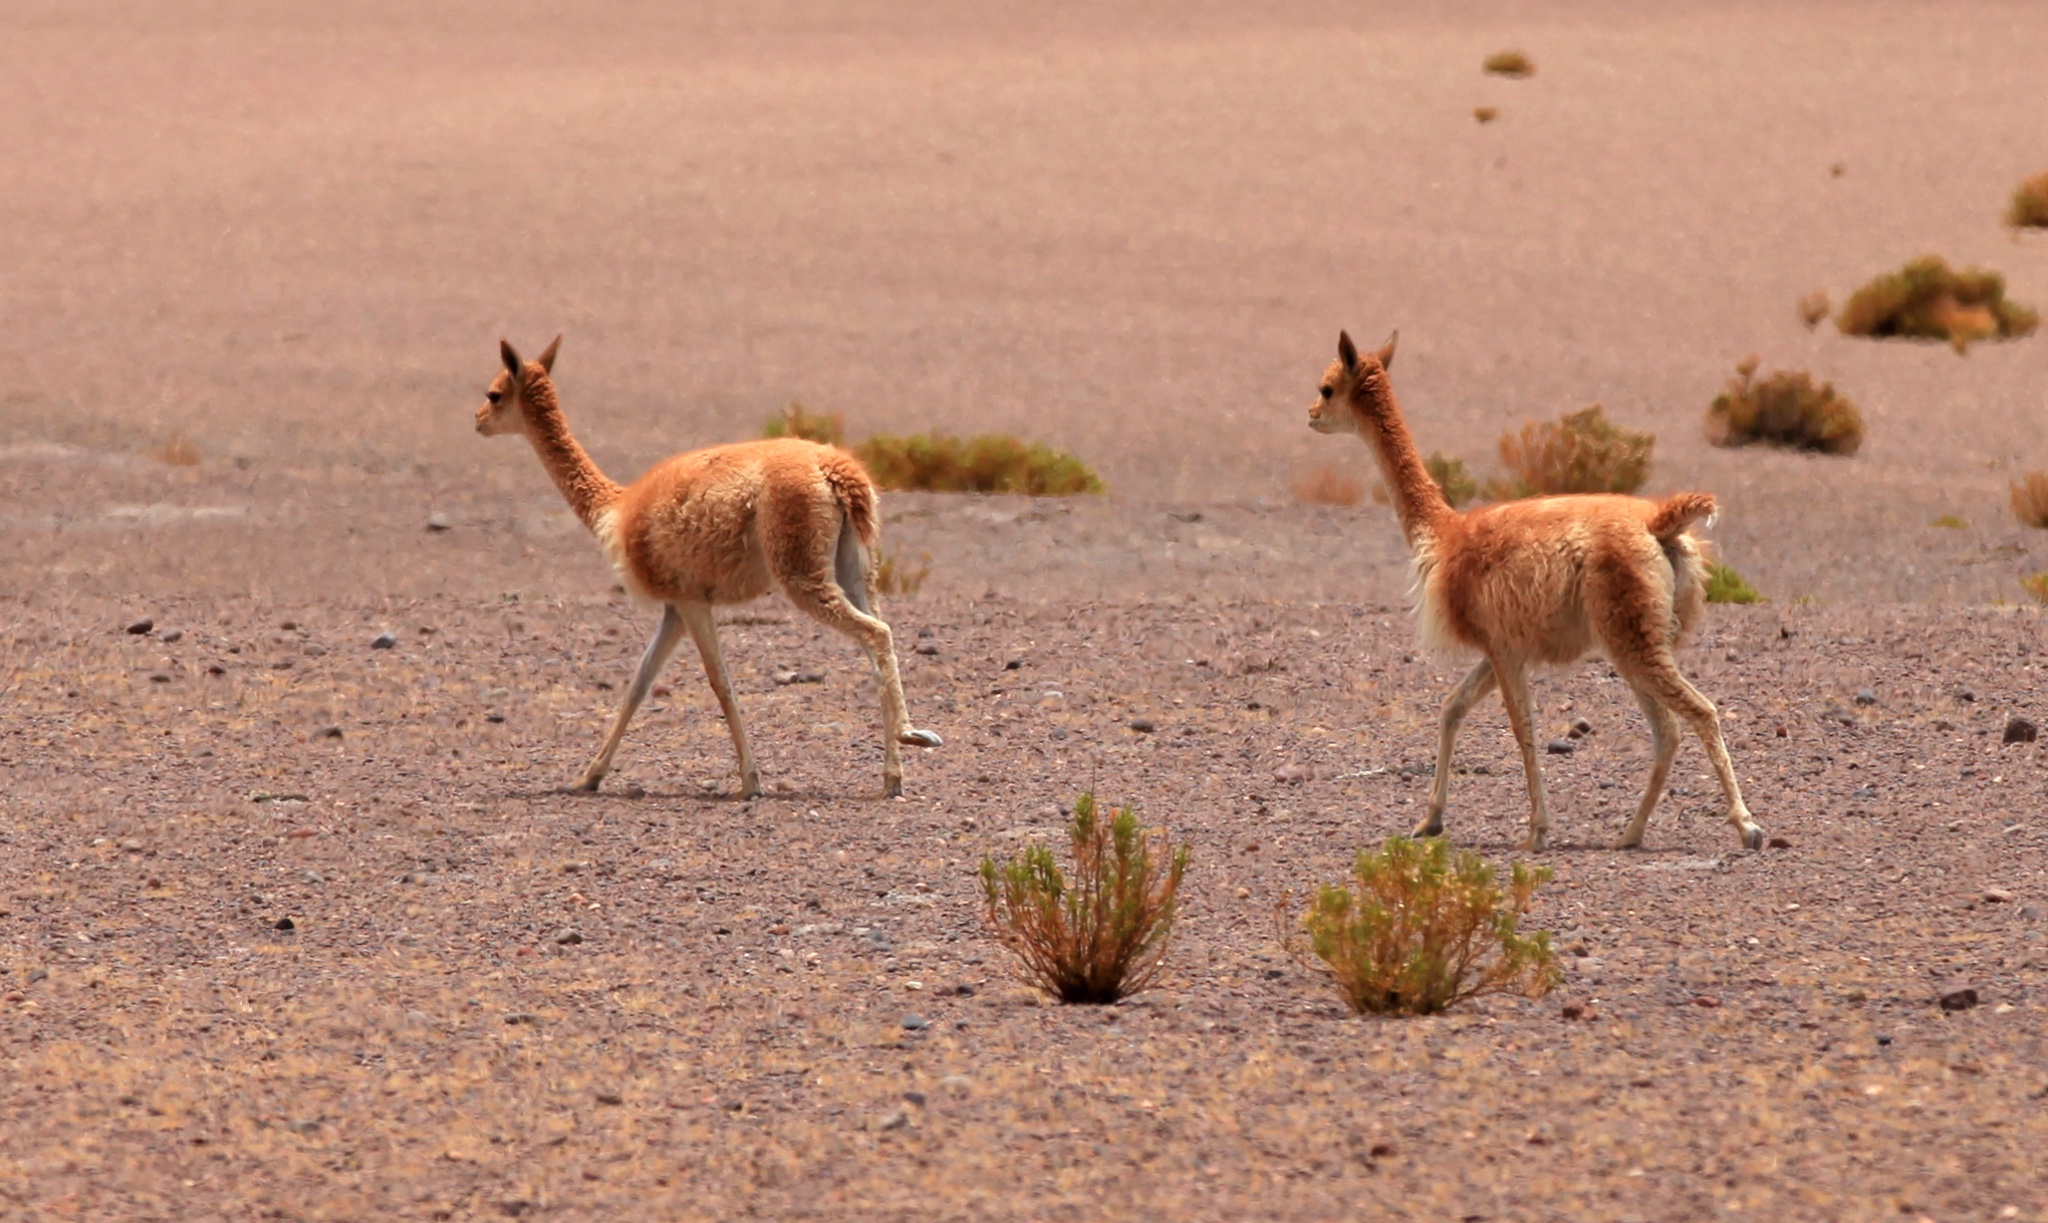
<box><xmin>1337</xmin><ymin>330</ymin><xmax>1359</xmax><ymax>373</ymax></box>
<box><xmin>536</xmin><ymin>334</ymin><xmax>561</xmax><ymax>374</ymax></box>
<box><xmin>500</xmin><ymin>339</ymin><xmax>524</xmax><ymax>379</ymax></box>
<box><xmin>1373</xmin><ymin>330</ymin><xmax>1398</xmax><ymax>370</ymax></box>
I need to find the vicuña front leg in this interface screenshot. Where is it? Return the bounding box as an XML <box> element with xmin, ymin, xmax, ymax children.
<box><xmin>1419</xmin><ymin>660</ymin><xmax>1497</xmax><ymax>838</ymax></box>
<box><xmin>676</xmin><ymin>602</ymin><xmax>761</xmax><ymax>799</ymax></box>
<box><xmin>579</xmin><ymin>604</ymin><xmax>687</xmax><ymax>792</ymax></box>
<box><xmin>1492</xmin><ymin>658</ymin><xmax>1552</xmax><ymax>852</ymax></box>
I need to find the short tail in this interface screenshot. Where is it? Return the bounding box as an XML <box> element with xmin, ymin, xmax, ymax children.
<box><xmin>1648</xmin><ymin>491</ymin><xmax>1716</xmax><ymax>541</ymax></box>
<box><xmin>819</xmin><ymin>451</ymin><xmax>880</xmax><ymax>551</ymax></box>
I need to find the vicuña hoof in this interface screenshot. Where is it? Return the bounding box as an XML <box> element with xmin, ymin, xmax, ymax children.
<box><xmin>1521</xmin><ymin>829</ymin><xmax>1550</xmax><ymax>852</ymax></box>
<box><xmin>1741</xmin><ymin>825</ymin><xmax>1765</xmax><ymax>851</ymax></box>
<box><xmin>1412</xmin><ymin>817</ymin><xmax>1445</xmax><ymax>839</ymax></box>
<box><xmin>883</xmin><ymin>775</ymin><xmax>904</xmax><ymax>799</ymax></box>
<box><xmin>898</xmin><ymin>728</ymin><xmax>943</xmax><ymax>747</ymax></box>
<box><xmin>574</xmin><ymin>775</ymin><xmax>603</xmax><ymax>793</ymax></box>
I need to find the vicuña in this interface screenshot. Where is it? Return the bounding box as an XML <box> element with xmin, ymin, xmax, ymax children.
<box><xmin>476</xmin><ymin>336</ymin><xmax>942</xmax><ymax>799</ymax></box>
<box><xmin>1308</xmin><ymin>331</ymin><xmax>1762</xmax><ymax>851</ymax></box>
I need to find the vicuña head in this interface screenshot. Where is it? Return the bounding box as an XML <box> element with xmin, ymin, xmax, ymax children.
<box><xmin>1306</xmin><ymin>328</ymin><xmax>1762</xmax><ymax>853</ymax></box>
<box><xmin>474</xmin><ymin>335</ymin><xmax>942</xmax><ymax>800</ymax></box>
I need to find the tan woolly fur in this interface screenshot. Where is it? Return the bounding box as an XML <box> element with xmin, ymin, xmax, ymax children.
<box><xmin>1308</xmin><ymin>331</ymin><xmax>1762</xmax><ymax>852</ymax></box>
<box><xmin>476</xmin><ymin>336</ymin><xmax>942</xmax><ymax>799</ymax></box>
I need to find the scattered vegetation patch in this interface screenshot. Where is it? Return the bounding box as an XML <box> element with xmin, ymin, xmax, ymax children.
<box><xmin>1294</xmin><ymin>461</ymin><xmax>1366</xmax><ymax>507</ymax></box>
<box><xmin>1705</xmin><ymin>562</ymin><xmax>1762</xmax><ymax>605</ymax></box>
<box><xmin>1485</xmin><ymin>405</ymin><xmax>1653</xmax><ymax>499</ymax></box>
<box><xmin>2012</xmin><ymin>470</ymin><xmax>2048</xmax><ymax>529</ymax></box>
<box><xmin>872</xmin><ymin>548</ymin><xmax>929</xmax><ymax>597</ymax></box>
<box><xmin>855</xmin><ymin>433</ymin><xmax>1104</xmax><ymax>495</ymax></box>
<box><xmin>762</xmin><ymin>401</ymin><xmax>844</xmax><ymax>446</ymax></box>
<box><xmin>151</xmin><ymin>435</ymin><xmax>201</xmax><ymax>467</ymax></box>
<box><xmin>1704</xmin><ymin>358</ymin><xmax>1864</xmax><ymax>456</ymax></box>
<box><xmin>1426</xmin><ymin>451</ymin><xmax>1479</xmax><ymax>508</ymax></box>
<box><xmin>978</xmin><ymin>794</ymin><xmax>1189</xmax><ymax>1005</ymax></box>
<box><xmin>1294</xmin><ymin>836</ymin><xmax>1559</xmax><ymax>1016</ymax></box>
<box><xmin>1835</xmin><ymin>255</ymin><xmax>2038</xmax><ymax>351</ymax></box>
<box><xmin>1483</xmin><ymin>50</ymin><xmax>1534</xmax><ymax>78</ymax></box>
<box><xmin>1797</xmin><ymin>290</ymin><xmax>1831</xmax><ymax>329</ymax></box>
<box><xmin>2024</xmin><ymin>573</ymin><xmax>2048</xmax><ymax>606</ymax></box>
<box><xmin>1930</xmin><ymin>514</ymin><xmax>1969</xmax><ymax>530</ymax></box>
<box><xmin>2007</xmin><ymin>171</ymin><xmax>2048</xmax><ymax>229</ymax></box>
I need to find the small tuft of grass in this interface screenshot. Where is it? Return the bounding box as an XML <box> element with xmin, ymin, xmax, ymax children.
<box><xmin>1294</xmin><ymin>836</ymin><xmax>1559</xmax><ymax>1017</ymax></box>
<box><xmin>2011</xmin><ymin>470</ymin><xmax>2048</xmax><ymax>529</ymax></box>
<box><xmin>855</xmin><ymin>433</ymin><xmax>1104</xmax><ymax>496</ymax></box>
<box><xmin>978</xmin><ymin>794</ymin><xmax>1189</xmax><ymax>1005</ymax></box>
<box><xmin>1705</xmin><ymin>358</ymin><xmax>1864</xmax><ymax>456</ymax></box>
<box><xmin>1294</xmin><ymin>461</ymin><xmax>1366</xmax><ymax>507</ymax></box>
<box><xmin>2007</xmin><ymin>171</ymin><xmax>2048</xmax><ymax>229</ymax></box>
<box><xmin>872</xmin><ymin>548</ymin><xmax>929</xmax><ymax>597</ymax></box>
<box><xmin>1797</xmin><ymin>290</ymin><xmax>1831</xmax><ymax>329</ymax></box>
<box><xmin>1485</xmin><ymin>405</ymin><xmax>1653</xmax><ymax>499</ymax></box>
<box><xmin>1705</xmin><ymin>562</ymin><xmax>1762</xmax><ymax>605</ymax></box>
<box><xmin>1473</xmin><ymin>106</ymin><xmax>1499</xmax><ymax>124</ymax></box>
<box><xmin>1835</xmin><ymin>255</ymin><xmax>2039</xmax><ymax>352</ymax></box>
<box><xmin>1930</xmin><ymin>514</ymin><xmax>1969</xmax><ymax>530</ymax></box>
<box><xmin>2024</xmin><ymin>573</ymin><xmax>2048</xmax><ymax>606</ymax></box>
<box><xmin>151</xmin><ymin>436</ymin><xmax>202</xmax><ymax>467</ymax></box>
<box><xmin>762</xmin><ymin>401</ymin><xmax>844</xmax><ymax>446</ymax></box>
<box><xmin>1483</xmin><ymin>50</ymin><xmax>1534</xmax><ymax>78</ymax></box>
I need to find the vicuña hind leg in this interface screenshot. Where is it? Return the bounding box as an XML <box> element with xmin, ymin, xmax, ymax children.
<box><xmin>1418</xmin><ymin>660</ymin><xmax>1497</xmax><ymax>838</ymax></box>
<box><xmin>1492</xmin><ymin>657</ymin><xmax>1552</xmax><ymax>852</ymax></box>
<box><xmin>1614</xmin><ymin>681</ymin><xmax>1680</xmax><ymax>849</ymax></box>
<box><xmin>578</xmin><ymin>604</ymin><xmax>687</xmax><ymax>792</ymax></box>
<box><xmin>676</xmin><ymin>601</ymin><xmax>761</xmax><ymax>799</ymax></box>
<box><xmin>1624</xmin><ymin>656</ymin><xmax>1763</xmax><ymax>850</ymax></box>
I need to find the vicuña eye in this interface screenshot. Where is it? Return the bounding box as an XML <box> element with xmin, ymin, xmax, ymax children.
<box><xmin>486</xmin><ymin>390</ymin><xmax>503</xmax><ymax>404</ymax></box>
<box><xmin>1318</xmin><ymin>386</ymin><xmax>1333</xmax><ymax>400</ymax></box>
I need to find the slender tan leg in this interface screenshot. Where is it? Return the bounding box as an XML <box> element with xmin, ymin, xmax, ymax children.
<box><xmin>1491</xmin><ymin>657</ymin><xmax>1551</xmax><ymax>852</ymax></box>
<box><xmin>674</xmin><ymin>602</ymin><xmax>761</xmax><ymax>800</ymax></box>
<box><xmin>577</xmin><ymin>604</ymin><xmax>687</xmax><ymax>792</ymax></box>
<box><xmin>1615</xmin><ymin>681</ymin><xmax>1680</xmax><ymax>849</ymax></box>
<box><xmin>1644</xmin><ymin>666</ymin><xmax>1762</xmax><ymax>850</ymax></box>
<box><xmin>1417</xmin><ymin>659</ymin><xmax>1497</xmax><ymax>838</ymax></box>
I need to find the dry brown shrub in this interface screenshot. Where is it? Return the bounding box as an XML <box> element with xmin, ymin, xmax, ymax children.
<box><xmin>978</xmin><ymin>794</ymin><xmax>1189</xmax><ymax>1005</ymax></box>
<box><xmin>762</xmin><ymin>401</ymin><xmax>844</xmax><ymax>446</ymax></box>
<box><xmin>1835</xmin><ymin>255</ymin><xmax>2038</xmax><ymax>352</ymax></box>
<box><xmin>2007</xmin><ymin>171</ymin><xmax>2048</xmax><ymax>229</ymax></box>
<box><xmin>1705</xmin><ymin>357</ymin><xmax>1864</xmax><ymax>456</ymax></box>
<box><xmin>855</xmin><ymin>433</ymin><xmax>1103</xmax><ymax>495</ymax></box>
<box><xmin>872</xmin><ymin>548</ymin><xmax>929</xmax><ymax>596</ymax></box>
<box><xmin>1294</xmin><ymin>461</ymin><xmax>1365</xmax><ymax>507</ymax></box>
<box><xmin>1797</xmin><ymin>290</ymin><xmax>1831</xmax><ymax>329</ymax></box>
<box><xmin>1483</xmin><ymin>50</ymin><xmax>1534</xmax><ymax>78</ymax></box>
<box><xmin>1294</xmin><ymin>836</ymin><xmax>1560</xmax><ymax>1016</ymax></box>
<box><xmin>2023</xmin><ymin>573</ymin><xmax>2048</xmax><ymax>606</ymax></box>
<box><xmin>2011</xmin><ymin>470</ymin><xmax>2048</xmax><ymax>529</ymax></box>
<box><xmin>1486</xmin><ymin>405</ymin><xmax>1652</xmax><ymax>499</ymax></box>
<box><xmin>151</xmin><ymin>435</ymin><xmax>201</xmax><ymax>466</ymax></box>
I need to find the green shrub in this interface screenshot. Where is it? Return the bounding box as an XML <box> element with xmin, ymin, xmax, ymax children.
<box><xmin>2013</xmin><ymin>470</ymin><xmax>2048</xmax><ymax>529</ymax></box>
<box><xmin>1705</xmin><ymin>358</ymin><xmax>1864</xmax><ymax>456</ymax></box>
<box><xmin>873</xmin><ymin>548</ymin><xmax>929</xmax><ymax>596</ymax></box>
<box><xmin>1483</xmin><ymin>50</ymin><xmax>1534</xmax><ymax>78</ymax></box>
<box><xmin>1705</xmin><ymin>562</ymin><xmax>1762</xmax><ymax>605</ymax></box>
<box><xmin>979</xmin><ymin>795</ymin><xmax>1188</xmax><ymax>1004</ymax></box>
<box><xmin>1484</xmin><ymin>405</ymin><xmax>1653</xmax><ymax>499</ymax></box>
<box><xmin>1297</xmin><ymin>836</ymin><xmax>1559</xmax><ymax>1016</ymax></box>
<box><xmin>2007</xmin><ymin>171</ymin><xmax>2048</xmax><ymax>229</ymax></box>
<box><xmin>2024</xmin><ymin>573</ymin><xmax>2048</xmax><ymax>606</ymax></box>
<box><xmin>1426</xmin><ymin>451</ymin><xmax>1479</xmax><ymax>508</ymax></box>
<box><xmin>1930</xmin><ymin>514</ymin><xmax>1969</xmax><ymax>530</ymax></box>
<box><xmin>1835</xmin><ymin>255</ymin><xmax>2038</xmax><ymax>351</ymax></box>
<box><xmin>762</xmin><ymin>401</ymin><xmax>844</xmax><ymax>446</ymax></box>
<box><xmin>855</xmin><ymin>433</ymin><xmax>1104</xmax><ymax>495</ymax></box>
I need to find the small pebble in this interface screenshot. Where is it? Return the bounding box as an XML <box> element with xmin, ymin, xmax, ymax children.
<box><xmin>1272</xmin><ymin>763</ymin><xmax>1309</xmax><ymax>784</ymax></box>
<box><xmin>1545</xmin><ymin>739</ymin><xmax>1575</xmax><ymax>755</ymax></box>
<box><xmin>125</xmin><ymin>618</ymin><xmax>154</xmax><ymax>635</ymax></box>
<box><xmin>160</xmin><ymin>628</ymin><xmax>184</xmax><ymax>644</ymax></box>
<box><xmin>1854</xmin><ymin>688</ymin><xmax>1877</xmax><ymax>706</ymax></box>
<box><xmin>1938</xmin><ymin>987</ymin><xmax>1980</xmax><ymax>1012</ymax></box>
<box><xmin>1129</xmin><ymin>719</ymin><xmax>1156</xmax><ymax>734</ymax></box>
<box><xmin>1984</xmin><ymin>889</ymin><xmax>2013</xmax><ymax>904</ymax></box>
<box><xmin>901</xmin><ymin>1014</ymin><xmax>929</xmax><ymax>1031</ymax></box>
<box><xmin>370</xmin><ymin>632</ymin><xmax>398</xmax><ymax>650</ymax></box>
<box><xmin>879</xmin><ymin>1109</ymin><xmax>910</xmax><ymax>1131</ymax></box>
<box><xmin>273</xmin><ymin>917</ymin><xmax>295</xmax><ymax>932</ymax></box>
<box><xmin>1768</xmin><ymin>836</ymin><xmax>1793</xmax><ymax>850</ymax></box>
<box><xmin>426</xmin><ymin>513</ymin><xmax>453</xmax><ymax>532</ymax></box>
<box><xmin>914</xmin><ymin>642</ymin><xmax>939</xmax><ymax>656</ymax></box>
<box><xmin>485</xmin><ymin>712</ymin><xmax>506</xmax><ymax>724</ymax></box>
<box><xmin>773</xmin><ymin>669</ymin><xmax>825</xmax><ymax>685</ymax></box>
<box><xmin>555</xmin><ymin>929</ymin><xmax>584</xmax><ymax>946</ymax></box>
<box><xmin>316</xmin><ymin>726</ymin><xmax>343</xmax><ymax>740</ymax></box>
<box><xmin>2003</xmin><ymin>717</ymin><xmax>2038</xmax><ymax>745</ymax></box>
<box><xmin>594</xmin><ymin>1090</ymin><xmax>622</xmax><ymax>1106</ymax></box>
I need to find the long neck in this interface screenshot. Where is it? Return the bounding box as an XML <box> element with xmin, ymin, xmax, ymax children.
<box><xmin>520</xmin><ymin>375</ymin><xmax>622</xmax><ymax>530</ymax></box>
<box><xmin>1348</xmin><ymin>370</ymin><xmax>1453</xmax><ymax>549</ymax></box>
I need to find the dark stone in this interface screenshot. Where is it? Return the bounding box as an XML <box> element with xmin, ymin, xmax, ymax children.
<box><xmin>901</xmin><ymin>1014</ymin><xmax>929</xmax><ymax>1031</ymax></box>
<box><xmin>160</xmin><ymin>628</ymin><xmax>184</xmax><ymax>644</ymax></box>
<box><xmin>594</xmin><ymin>1090</ymin><xmax>622</xmax><ymax>1106</ymax></box>
<box><xmin>1768</xmin><ymin>836</ymin><xmax>1793</xmax><ymax>849</ymax></box>
<box><xmin>370</xmin><ymin>632</ymin><xmax>398</xmax><ymax>650</ymax></box>
<box><xmin>1129</xmin><ymin>719</ymin><xmax>1156</xmax><ymax>734</ymax></box>
<box><xmin>125</xmin><ymin>618</ymin><xmax>154</xmax><ymax>635</ymax></box>
<box><xmin>1546</xmin><ymin>739</ymin><xmax>1576</xmax><ymax>755</ymax></box>
<box><xmin>1854</xmin><ymin>688</ymin><xmax>1878</xmax><ymax>706</ymax></box>
<box><xmin>273</xmin><ymin>917</ymin><xmax>295</xmax><ymax>932</ymax></box>
<box><xmin>485</xmin><ymin>712</ymin><xmax>506</xmax><ymax>724</ymax></box>
<box><xmin>316</xmin><ymin>726</ymin><xmax>343</xmax><ymax>740</ymax></box>
<box><xmin>914</xmin><ymin>642</ymin><xmax>939</xmax><ymax>656</ymax></box>
<box><xmin>773</xmin><ymin>669</ymin><xmax>824</xmax><ymax>685</ymax></box>
<box><xmin>2003</xmin><ymin>717</ymin><xmax>2039</xmax><ymax>745</ymax></box>
<box><xmin>554</xmin><ymin>929</ymin><xmax>584</xmax><ymax>946</ymax></box>
<box><xmin>1938</xmin><ymin>987</ymin><xmax>1980</xmax><ymax>1012</ymax></box>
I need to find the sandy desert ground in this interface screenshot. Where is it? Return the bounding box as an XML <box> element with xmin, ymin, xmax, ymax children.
<box><xmin>3</xmin><ymin>1</ymin><xmax>2047</xmax><ymax>1219</ymax></box>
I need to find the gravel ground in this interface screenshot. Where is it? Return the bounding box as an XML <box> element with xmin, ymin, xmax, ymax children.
<box><xmin>4</xmin><ymin>1</ymin><xmax>2048</xmax><ymax>1219</ymax></box>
